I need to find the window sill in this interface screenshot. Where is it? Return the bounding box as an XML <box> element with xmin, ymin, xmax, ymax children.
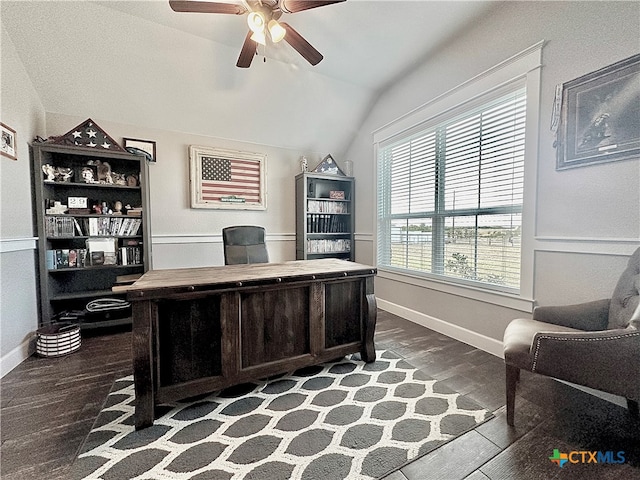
<box><xmin>377</xmin><ymin>267</ymin><xmax>534</xmax><ymax>313</ymax></box>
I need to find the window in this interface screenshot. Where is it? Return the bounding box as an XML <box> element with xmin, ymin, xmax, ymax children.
<box><xmin>377</xmin><ymin>88</ymin><xmax>526</xmax><ymax>292</ymax></box>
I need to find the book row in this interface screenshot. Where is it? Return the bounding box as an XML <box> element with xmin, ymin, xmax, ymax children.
<box><xmin>306</xmin><ymin>214</ymin><xmax>350</xmax><ymax>233</ymax></box>
<box><xmin>46</xmin><ymin>246</ymin><xmax>142</xmax><ymax>269</ymax></box>
<box><xmin>307</xmin><ymin>200</ymin><xmax>349</xmax><ymax>214</ymax></box>
<box><xmin>306</xmin><ymin>239</ymin><xmax>351</xmax><ymax>254</ymax></box>
<box><xmin>45</xmin><ymin>215</ymin><xmax>142</xmax><ymax>237</ymax></box>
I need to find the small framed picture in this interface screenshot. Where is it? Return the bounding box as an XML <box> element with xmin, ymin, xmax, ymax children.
<box><xmin>124</xmin><ymin>138</ymin><xmax>156</xmax><ymax>163</ymax></box>
<box><xmin>1</xmin><ymin>122</ymin><xmax>17</xmax><ymax>160</ymax></box>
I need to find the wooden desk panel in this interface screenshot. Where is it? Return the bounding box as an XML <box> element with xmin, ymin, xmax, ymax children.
<box><xmin>129</xmin><ymin>259</ymin><xmax>377</xmax><ymax>429</ymax></box>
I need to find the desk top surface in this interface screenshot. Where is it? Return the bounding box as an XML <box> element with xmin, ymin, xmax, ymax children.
<box><xmin>126</xmin><ymin>259</ymin><xmax>376</xmax><ymax>297</ymax></box>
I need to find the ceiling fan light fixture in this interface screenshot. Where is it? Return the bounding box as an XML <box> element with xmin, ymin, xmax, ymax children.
<box><xmin>268</xmin><ymin>19</ymin><xmax>286</xmax><ymax>43</ymax></box>
<box><xmin>250</xmin><ymin>29</ymin><xmax>267</xmax><ymax>46</ymax></box>
<box><xmin>247</xmin><ymin>11</ymin><xmax>266</xmax><ymax>33</ymax></box>
<box><xmin>168</xmin><ymin>0</ymin><xmax>341</xmax><ymax>68</ymax></box>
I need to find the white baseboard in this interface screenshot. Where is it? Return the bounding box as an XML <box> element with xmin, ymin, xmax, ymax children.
<box><xmin>377</xmin><ymin>298</ymin><xmax>504</xmax><ymax>358</ymax></box>
<box><xmin>1</xmin><ymin>335</ymin><xmax>35</xmax><ymax>378</ymax></box>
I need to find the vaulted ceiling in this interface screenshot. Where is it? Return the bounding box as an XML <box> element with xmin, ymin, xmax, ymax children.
<box><xmin>1</xmin><ymin>0</ymin><xmax>496</xmax><ymax>155</ymax></box>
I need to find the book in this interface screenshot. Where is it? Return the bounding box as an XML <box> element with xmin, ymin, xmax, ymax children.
<box><xmin>68</xmin><ymin>249</ymin><xmax>77</xmax><ymax>268</ymax></box>
<box><xmin>46</xmin><ymin>250</ymin><xmax>56</xmax><ymax>270</ymax></box>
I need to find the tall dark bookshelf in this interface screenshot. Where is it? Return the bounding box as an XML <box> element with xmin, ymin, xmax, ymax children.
<box><xmin>30</xmin><ymin>143</ymin><xmax>151</xmax><ymax>329</ymax></box>
<box><xmin>295</xmin><ymin>172</ymin><xmax>354</xmax><ymax>261</ymax></box>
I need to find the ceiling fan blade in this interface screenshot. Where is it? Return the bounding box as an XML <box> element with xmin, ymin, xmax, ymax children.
<box><xmin>280</xmin><ymin>0</ymin><xmax>345</xmax><ymax>14</ymax></box>
<box><xmin>236</xmin><ymin>31</ymin><xmax>258</xmax><ymax>68</ymax></box>
<box><xmin>169</xmin><ymin>0</ymin><xmax>247</xmax><ymax>15</ymax></box>
<box><xmin>281</xmin><ymin>23</ymin><xmax>323</xmax><ymax>65</ymax></box>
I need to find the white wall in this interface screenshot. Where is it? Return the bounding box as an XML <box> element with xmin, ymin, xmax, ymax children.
<box><xmin>0</xmin><ymin>26</ymin><xmax>46</xmax><ymax>375</ymax></box>
<box><xmin>345</xmin><ymin>1</ymin><xmax>640</xmax><ymax>351</ymax></box>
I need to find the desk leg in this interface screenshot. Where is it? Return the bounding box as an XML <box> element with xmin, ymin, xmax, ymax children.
<box><xmin>362</xmin><ymin>277</ymin><xmax>377</xmax><ymax>363</ymax></box>
<box><xmin>132</xmin><ymin>300</ymin><xmax>155</xmax><ymax>429</ymax></box>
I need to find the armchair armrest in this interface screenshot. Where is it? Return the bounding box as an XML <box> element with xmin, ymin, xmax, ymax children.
<box><xmin>531</xmin><ymin>328</ymin><xmax>640</xmax><ymax>400</ymax></box>
<box><xmin>532</xmin><ymin>299</ymin><xmax>610</xmax><ymax>331</ymax></box>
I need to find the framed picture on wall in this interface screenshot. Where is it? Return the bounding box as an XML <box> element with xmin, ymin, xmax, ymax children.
<box><xmin>555</xmin><ymin>53</ymin><xmax>640</xmax><ymax>170</ymax></box>
<box><xmin>1</xmin><ymin>122</ymin><xmax>17</xmax><ymax>160</ymax></box>
<box><xmin>123</xmin><ymin>138</ymin><xmax>156</xmax><ymax>163</ymax></box>
<box><xmin>189</xmin><ymin>145</ymin><xmax>266</xmax><ymax>210</ymax></box>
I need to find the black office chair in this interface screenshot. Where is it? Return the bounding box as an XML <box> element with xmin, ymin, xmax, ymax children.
<box><xmin>222</xmin><ymin>226</ymin><xmax>269</xmax><ymax>265</ymax></box>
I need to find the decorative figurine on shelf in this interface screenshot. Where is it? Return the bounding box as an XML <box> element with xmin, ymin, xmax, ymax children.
<box><xmin>112</xmin><ymin>172</ymin><xmax>127</xmax><ymax>186</ymax></box>
<box><xmin>113</xmin><ymin>201</ymin><xmax>123</xmax><ymax>215</ymax></box>
<box><xmin>54</xmin><ymin>167</ymin><xmax>73</xmax><ymax>182</ymax></box>
<box><xmin>87</xmin><ymin>160</ymin><xmax>113</xmax><ymax>184</ymax></box>
<box><xmin>45</xmin><ymin>201</ymin><xmax>68</xmax><ymax>215</ymax></box>
<box><xmin>126</xmin><ymin>174</ymin><xmax>139</xmax><ymax>187</ymax></box>
<box><xmin>98</xmin><ymin>161</ymin><xmax>113</xmax><ymax>184</ymax></box>
<box><xmin>81</xmin><ymin>166</ymin><xmax>97</xmax><ymax>183</ymax></box>
<box><xmin>300</xmin><ymin>156</ymin><xmax>308</xmax><ymax>173</ymax></box>
<box><xmin>42</xmin><ymin>164</ymin><xmax>56</xmax><ymax>182</ymax></box>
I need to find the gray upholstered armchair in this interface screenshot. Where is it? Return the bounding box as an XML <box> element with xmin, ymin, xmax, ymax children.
<box><xmin>503</xmin><ymin>247</ymin><xmax>640</xmax><ymax>426</ymax></box>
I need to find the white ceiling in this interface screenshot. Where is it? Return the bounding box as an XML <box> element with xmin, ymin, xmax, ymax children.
<box><xmin>1</xmin><ymin>0</ymin><xmax>496</xmax><ymax>155</ymax></box>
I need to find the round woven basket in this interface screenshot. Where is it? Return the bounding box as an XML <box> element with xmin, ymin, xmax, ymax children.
<box><xmin>36</xmin><ymin>323</ymin><xmax>81</xmax><ymax>357</ymax></box>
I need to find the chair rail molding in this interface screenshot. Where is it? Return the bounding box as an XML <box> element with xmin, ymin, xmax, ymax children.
<box><xmin>534</xmin><ymin>236</ymin><xmax>640</xmax><ymax>256</ymax></box>
<box><xmin>0</xmin><ymin>237</ymin><xmax>37</xmax><ymax>253</ymax></box>
<box><xmin>152</xmin><ymin>233</ymin><xmax>296</xmax><ymax>244</ymax></box>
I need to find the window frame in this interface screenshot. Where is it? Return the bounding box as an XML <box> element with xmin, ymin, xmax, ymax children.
<box><xmin>378</xmin><ymin>87</ymin><xmax>526</xmax><ymax>293</ymax></box>
<box><xmin>373</xmin><ymin>42</ymin><xmax>543</xmax><ymax>309</ymax></box>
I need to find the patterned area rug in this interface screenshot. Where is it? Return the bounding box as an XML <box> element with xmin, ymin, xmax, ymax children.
<box><xmin>72</xmin><ymin>350</ymin><xmax>492</xmax><ymax>480</ymax></box>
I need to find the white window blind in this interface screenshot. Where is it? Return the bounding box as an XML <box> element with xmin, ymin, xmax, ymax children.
<box><xmin>377</xmin><ymin>88</ymin><xmax>526</xmax><ymax>292</ymax></box>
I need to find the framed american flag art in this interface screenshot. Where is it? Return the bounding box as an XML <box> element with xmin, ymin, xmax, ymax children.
<box><xmin>189</xmin><ymin>145</ymin><xmax>266</xmax><ymax>210</ymax></box>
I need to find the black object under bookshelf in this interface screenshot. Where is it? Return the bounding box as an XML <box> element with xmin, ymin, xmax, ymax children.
<box><xmin>295</xmin><ymin>172</ymin><xmax>354</xmax><ymax>261</ymax></box>
<box><xmin>30</xmin><ymin>142</ymin><xmax>151</xmax><ymax>329</ymax></box>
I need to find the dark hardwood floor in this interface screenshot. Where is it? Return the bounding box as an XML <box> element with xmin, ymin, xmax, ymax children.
<box><xmin>1</xmin><ymin>310</ymin><xmax>638</xmax><ymax>480</ymax></box>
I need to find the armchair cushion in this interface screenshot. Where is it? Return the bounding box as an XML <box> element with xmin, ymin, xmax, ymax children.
<box><xmin>532</xmin><ymin>299</ymin><xmax>610</xmax><ymax>331</ymax></box>
<box><xmin>503</xmin><ymin>318</ymin><xmax>581</xmax><ymax>370</ymax></box>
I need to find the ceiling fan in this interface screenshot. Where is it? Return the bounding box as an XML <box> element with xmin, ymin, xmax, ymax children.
<box><xmin>169</xmin><ymin>0</ymin><xmax>345</xmax><ymax>68</ymax></box>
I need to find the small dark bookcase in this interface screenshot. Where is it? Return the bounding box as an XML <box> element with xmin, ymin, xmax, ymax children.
<box><xmin>30</xmin><ymin>142</ymin><xmax>151</xmax><ymax>329</ymax></box>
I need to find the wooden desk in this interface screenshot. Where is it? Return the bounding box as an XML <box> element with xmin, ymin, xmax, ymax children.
<box><xmin>127</xmin><ymin>259</ymin><xmax>377</xmax><ymax>429</ymax></box>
